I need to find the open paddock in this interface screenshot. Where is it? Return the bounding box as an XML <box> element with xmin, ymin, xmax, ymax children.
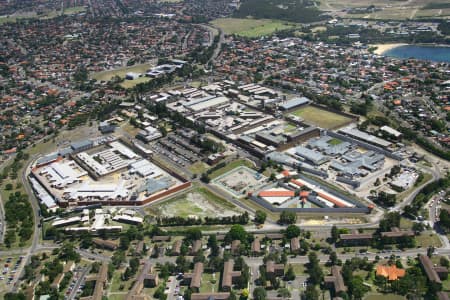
<box><xmin>146</xmin><ymin>186</ymin><xmax>241</xmax><ymax>218</ymax></box>
<box><xmin>63</xmin><ymin>6</ymin><xmax>86</xmax><ymax>15</ymax></box>
<box><xmin>210</xmin><ymin>18</ymin><xmax>295</xmax><ymax>37</ymax></box>
<box><xmin>319</xmin><ymin>0</ymin><xmax>450</xmax><ymax>20</ymax></box>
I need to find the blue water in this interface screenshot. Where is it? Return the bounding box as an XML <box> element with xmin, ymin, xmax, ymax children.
<box><xmin>383</xmin><ymin>45</ymin><xmax>450</xmax><ymax>63</ymax></box>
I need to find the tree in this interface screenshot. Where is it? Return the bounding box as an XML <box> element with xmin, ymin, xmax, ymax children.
<box><xmin>5</xmin><ymin>183</ymin><xmax>12</xmax><ymax>190</ymax></box>
<box><xmin>285</xmin><ymin>225</ymin><xmax>300</xmax><ymax>239</ymax></box>
<box><xmin>285</xmin><ymin>264</ymin><xmax>295</xmax><ymax>281</ymax></box>
<box><xmin>226</xmin><ymin>224</ymin><xmax>247</xmax><ymax>242</ymax></box>
<box><xmin>441</xmin><ymin>257</ymin><xmax>450</xmax><ymax>268</ymax></box>
<box><xmin>378</xmin><ymin>212</ymin><xmax>400</xmax><ymax>232</ymax></box>
<box><xmin>277</xmin><ymin>288</ymin><xmax>291</xmax><ymax>299</ymax></box>
<box><xmin>185</xmin><ymin>228</ymin><xmax>202</xmax><ymax>242</ymax></box>
<box><xmin>390</xmin><ymin>165</ymin><xmax>401</xmax><ymax>177</ymax></box>
<box><xmin>439</xmin><ymin>209</ymin><xmax>450</xmax><ymax>232</ymax></box>
<box><xmin>374</xmin><ymin>191</ymin><xmax>396</xmax><ymax>207</ymax></box>
<box><xmin>279</xmin><ymin>211</ymin><xmax>296</xmax><ymax>225</ymax></box>
<box><xmin>236</xmin><ymin>263</ymin><xmax>251</xmax><ymax>289</ymax></box>
<box><xmin>120</xmin><ymin>235</ymin><xmax>130</xmax><ymax>250</ymax></box>
<box><xmin>349</xmin><ymin>276</ymin><xmax>369</xmax><ymax>299</ymax></box>
<box><xmin>241</xmin><ymin>288</ymin><xmax>249</xmax><ymax>299</ymax></box>
<box><xmin>154</xmin><ymin>285</ymin><xmax>168</xmax><ymax>300</ymax></box>
<box><xmin>59</xmin><ymin>243</ymin><xmax>80</xmax><ymax>262</ymax></box>
<box><xmin>374</xmin><ymin>178</ymin><xmax>381</xmax><ymax>186</ymax></box>
<box><xmin>307</xmin><ymin>252</ymin><xmax>323</xmax><ymax>285</ymax></box>
<box><xmin>303</xmin><ymin>285</ymin><xmax>318</xmax><ymax>300</ymax></box>
<box><xmin>200</xmin><ymin>173</ymin><xmax>210</xmax><ymax>183</ymax></box>
<box><xmin>253</xmin><ymin>287</ymin><xmax>267</xmax><ymax>300</ymax></box>
<box><xmin>229</xmin><ymin>290</ymin><xmax>237</xmax><ymax>300</ymax></box>
<box><xmin>255</xmin><ymin>210</ymin><xmax>267</xmax><ymax>224</ymax></box>
<box><xmin>5</xmin><ymin>292</ymin><xmax>26</xmax><ymax>300</ymax></box>
<box><xmin>329</xmin><ymin>251</ymin><xmax>338</xmax><ymax>266</ymax></box>
<box><xmin>208</xmin><ymin>235</ymin><xmax>219</xmax><ymax>257</ymax></box>
<box><xmin>331</xmin><ymin>225</ymin><xmax>339</xmax><ymax>243</ymax></box>
<box><xmin>80</xmin><ymin>234</ymin><xmax>92</xmax><ymax>249</ymax></box>
<box><xmin>427</xmin><ymin>246</ymin><xmax>435</xmax><ymax>258</ymax></box>
<box><xmin>111</xmin><ymin>250</ymin><xmax>126</xmax><ymax>268</ymax></box>
<box><xmin>412</xmin><ymin>222</ymin><xmax>425</xmax><ymax>234</ymax></box>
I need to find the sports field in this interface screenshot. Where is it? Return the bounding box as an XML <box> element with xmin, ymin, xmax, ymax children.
<box><xmin>291</xmin><ymin>106</ymin><xmax>352</xmax><ymax>129</ymax></box>
<box><xmin>120</xmin><ymin>77</ymin><xmax>152</xmax><ymax>89</ymax></box>
<box><xmin>91</xmin><ymin>63</ymin><xmax>153</xmax><ymax>82</ymax></box>
<box><xmin>211</xmin><ymin>18</ymin><xmax>295</xmax><ymax>37</ymax></box>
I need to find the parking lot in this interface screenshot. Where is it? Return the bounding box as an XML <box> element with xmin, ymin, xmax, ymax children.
<box><xmin>65</xmin><ymin>266</ymin><xmax>89</xmax><ymax>300</ymax></box>
<box><xmin>149</xmin><ymin>132</ymin><xmax>206</xmax><ymax>168</ymax></box>
<box><xmin>0</xmin><ymin>255</ymin><xmax>23</xmax><ymax>287</ymax></box>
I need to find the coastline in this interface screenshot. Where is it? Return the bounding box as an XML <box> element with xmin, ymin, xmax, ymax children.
<box><xmin>371</xmin><ymin>43</ymin><xmax>408</xmax><ymax>55</ymax></box>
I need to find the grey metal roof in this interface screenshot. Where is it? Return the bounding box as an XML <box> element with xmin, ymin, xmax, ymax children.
<box><xmin>70</xmin><ymin>140</ymin><xmax>93</xmax><ymax>150</ymax></box>
<box><xmin>58</xmin><ymin>147</ymin><xmax>73</xmax><ymax>156</ymax></box>
<box><xmin>36</xmin><ymin>153</ymin><xmax>59</xmax><ymax>165</ymax></box>
<box><xmin>137</xmin><ymin>177</ymin><xmax>171</xmax><ymax>195</ymax></box>
<box><xmin>307</xmin><ymin>135</ymin><xmax>351</xmax><ymax>156</ymax></box>
<box><xmin>295</xmin><ymin>146</ymin><xmax>329</xmax><ymax>165</ymax></box>
<box><xmin>280</xmin><ymin>97</ymin><xmax>310</xmax><ymax>110</ymax></box>
<box><xmin>339</xmin><ymin>127</ymin><xmax>391</xmax><ymax>148</ymax></box>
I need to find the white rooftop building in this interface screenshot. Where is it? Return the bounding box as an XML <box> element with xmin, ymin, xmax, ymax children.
<box><xmin>39</xmin><ymin>161</ymin><xmax>87</xmax><ymax>188</ymax></box>
<box><xmin>64</xmin><ymin>181</ymin><xmax>129</xmax><ymax>201</ymax></box>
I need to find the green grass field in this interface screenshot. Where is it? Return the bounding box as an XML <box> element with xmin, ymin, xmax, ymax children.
<box><xmin>283</xmin><ymin>123</ymin><xmax>297</xmax><ymax>133</ymax></box>
<box><xmin>200</xmin><ymin>272</ymin><xmax>220</xmax><ymax>293</ymax></box>
<box><xmin>328</xmin><ymin>138</ymin><xmax>343</xmax><ymax>145</ymax></box>
<box><xmin>0</xmin><ymin>16</ymin><xmax>17</xmax><ymax>24</ymax></box>
<box><xmin>91</xmin><ymin>63</ymin><xmax>153</xmax><ymax>83</ymax></box>
<box><xmin>188</xmin><ymin>161</ymin><xmax>210</xmax><ymax>174</ymax></box>
<box><xmin>364</xmin><ymin>293</ymin><xmax>405</xmax><ymax>300</ymax></box>
<box><xmin>290</xmin><ymin>106</ymin><xmax>352</xmax><ymax>129</ymax></box>
<box><xmin>120</xmin><ymin>76</ymin><xmax>152</xmax><ymax>89</ymax></box>
<box><xmin>290</xmin><ymin>264</ymin><xmax>306</xmax><ymax>275</ymax></box>
<box><xmin>146</xmin><ymin>185</ymin><xmax>240</xmax><ymax>218</ymax></box>
<box><xmin>63</xmin><ymin>6</ymin><xmax>86</xmax><ymax>15</ymax></box>
<box><xmin>0</xmin><ymin>6</ymin><xmax>85</xmax><ymax>24</ymax></box>
<box><xmin>107</xmin><ymin>295</ymin><xmax>126</xmax><ymax>300</ymax></box>
<box><xmin>211</xmin><ymin>18</ymin><xmax>295</xmax><ymax>37</ymax></box>
<box><xmin>208</xmin><ymin>159</ymin><xmax>255</xmax><ymax>179</ymax></box>
<box><xmin>110</xmin><ymin>268</ymin><xmax>135</xmax><ymax>292</ymax></box>
<box><xmin>415</xmin><ymin>233</ymin><xmax>442</xmax><ymax>248</ymax></box>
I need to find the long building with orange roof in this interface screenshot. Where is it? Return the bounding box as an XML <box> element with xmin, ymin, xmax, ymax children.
<box><xmin>258</xmin><ymin>190</ymin><xmax>295</xmax><ymax>198</ymax></box>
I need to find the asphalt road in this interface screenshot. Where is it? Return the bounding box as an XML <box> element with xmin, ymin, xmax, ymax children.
<box><xmin>11</xmin><ymin>154</ymin><xmax>42</xmax><ymax>291</ymax></box>
<box><xmin>76</xmin><ymin>249</ymin><xmax>111</xmax><ymax>262</ymax></box>
<box><xmin>244</xmin><ymin>247</ymin><xmax>450</xmax><ymax>266</ymax></box>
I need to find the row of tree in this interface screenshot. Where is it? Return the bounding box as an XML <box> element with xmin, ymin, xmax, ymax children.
<box><xmin>155</xmin><ymin>212</ymin><xmax>250</xmax><ymax>226</ymax></box>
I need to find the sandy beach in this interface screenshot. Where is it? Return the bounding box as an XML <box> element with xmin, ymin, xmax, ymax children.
<box><xmin>371</xmin><ymin>43</ymin><xmax>408</xmax><ymax>55</ymax></box>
